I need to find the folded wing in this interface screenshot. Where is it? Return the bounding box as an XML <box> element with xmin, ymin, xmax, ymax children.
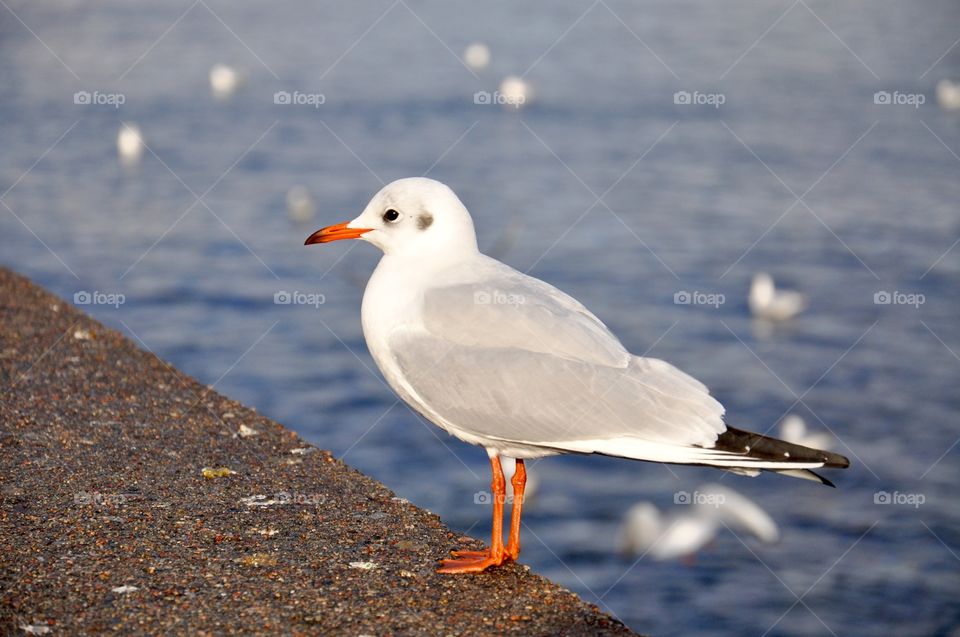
<box><xmin>389</xmin><ymin>262</ymin><xmax>729</xmax><ymax>455</ymax></box>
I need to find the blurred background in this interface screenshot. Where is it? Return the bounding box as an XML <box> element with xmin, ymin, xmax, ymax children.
<box><xmin>2</xmin><ymin>1</ymin><xmax>959</xmax><ymax>634</ymax></box>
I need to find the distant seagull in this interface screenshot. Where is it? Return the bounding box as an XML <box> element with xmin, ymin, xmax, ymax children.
<box><xmin>286</xmin><ymin>185</ymin><xmax>316</xmax><ymax>223</ymax></box>
<box><xmin>936</xmin><ymin>79</ymin><xmax>960</xmax><ymax>111</ymax></box>
<box><xmin>463</xmin><ymin>42</ymin><xmax>491</xmax><ymax>72</ymax></box>
<box><xmin>209</xmin><ymin>63</ymin><xmax>244</xmax><ymax>101</ymax></box>
<box><xmin>304</xmin><ymin>178</ymin><xmax>848</xmax><ymax>573</ymax></box>
<box><xmin>619</xmin><ymin>483</ymin><xmax>779</xmax><ymax>560</ymax></box>
<box><xmin>117</xmin><ymin>123</ymin><xmax>144</xmax><ymax>167</ymax></box>
<box><xmin>499</xmin><ymin>75</ymin><xmax>531</xmax><ymax>109</ymax></box>
<box><xmin>779</xmin><ymin>414</ymin><xmax>833</xmax><ymax>451</ymax></box>
<box><xmin>501</xmin><ymin>456</ymin><xmax>539</xmax><ymax>502</ymax></box>
<box><xmin>749</xmin><ymin>273</ymin><xmax>806</xmax><ymax>321</ymax></box>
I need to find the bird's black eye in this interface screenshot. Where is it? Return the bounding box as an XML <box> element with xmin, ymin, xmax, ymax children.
<box><xmin>383</xmin><ymin>209</ymin><xmax>400</xmax><ymax>223</ymax></box>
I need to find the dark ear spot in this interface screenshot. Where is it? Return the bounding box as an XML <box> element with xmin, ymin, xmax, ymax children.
<box><xmin>417</xmin><ymin>213</ymin><xmax>433</xmax><ymax>230</ymax></box>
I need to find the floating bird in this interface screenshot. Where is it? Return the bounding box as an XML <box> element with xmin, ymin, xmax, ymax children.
<box><xmin>501</xmin><ymin>456</ymin><xmax>538</xmax><ymax>502</ymax></box>
<box><xmin>936</xmin><ymin>79</ymin><xmax>960</xmax><ymax>111</ymax></box>
<box><xmin>304</xmin><ymin>178</ymin><xmax>848</xmax><ymax>573</ymax></box>
<box><xmin>619</xmin><ymin>483</ymin><xmax>779</xmax><ymax>560</ymax></box>
<box><xmin>498</xmin><ymin>75</ymin><xmax>530</xmax><ymax>109</ymax></box>
<box><xmin>209</xmin><ymin>63</ymin><xmax>244</xmax><ymax>101</ymax></box>
<box><xmin>463</xmin><ymin>42</ymin><xmax>491</xmax><ymax>72</ymax></box>
<box><xmin>779</xmin><ymin>414</ymin><xmax>833</xmax><ymax>451</ymax></box>
<box><xmin>117</xmin><ymin>123</ymin><xmax>144</xmax><ymax>167</ymax></box>
<box><xmin>748</xmin><ymin>272</ymin><xmax>806</xmax><ymax>321</ymax></box>
<box><xmin>286</xmin><ymin>185</ymin><xmax>317</xmax><ymax>223</ymax></box>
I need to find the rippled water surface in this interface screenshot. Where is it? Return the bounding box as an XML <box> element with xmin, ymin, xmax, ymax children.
<box><xmin>3</xmin><ymin>1</ymin><xmax>960</xmax><ymax>634</ymax></box>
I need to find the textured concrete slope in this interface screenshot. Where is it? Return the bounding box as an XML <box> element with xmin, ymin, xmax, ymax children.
<box><xmin>0</xmin><ymin>267</ymin><xmax>639</xmax><ymax>636</ymax></box>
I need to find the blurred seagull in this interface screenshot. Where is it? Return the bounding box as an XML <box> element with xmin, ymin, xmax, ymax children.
<box><xmin>117</xmin><ymin>123</ymin><xmax>144</xmax><ymax>167</ymax></box>
<box><xmin>779</xmin><ymin>414</ymin><xmax>833</xmax><ymax>451</ymax></box>
<box><xmin>499</xmin><ymin>75</ymin><xmax>530</xmax><ymax>109</ymax></box>
<box><xmin>209</xmin><ymin>63</ymin><xmax>244</xmax><ymax>100</ymax></box>
<box><xmin>749</xmin><ymin>272</ymin><xmax>806</xmax><ymax>321</ymax></box>
<box><xmin>286</xmin><ymin>185</ymin><xmax>317</xmax><ymax>223</ymax></box>
<box><xmin>304</xmin><ymin>178</ymin><xmax>848</xmax><ymax>573</ymax></box>
<box><xmin>936</xmin><ymin>79</ymin><xmax>960</xmax><ymax>111</ymax></box>
<box><xmin>619</xmin><ymin>483</ymin><xmax>779</xmax><ymax>560</ymax></box>
<box><xmin>463</xmin><ymin>42</ymin><xmax>491</xmax><ymax>72</ymax></box>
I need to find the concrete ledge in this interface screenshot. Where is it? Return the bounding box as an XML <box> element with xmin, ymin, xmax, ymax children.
<box><xmin>0</xmin><ymin>268</ymin><xmax>639</xmax><ymax>636</ymax></box>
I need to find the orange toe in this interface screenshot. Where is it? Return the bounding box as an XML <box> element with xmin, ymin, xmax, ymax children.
<box><xmin>437</xmin><ymin>551</ymin><xmax>507</xmax><ymax>574</ymax></box>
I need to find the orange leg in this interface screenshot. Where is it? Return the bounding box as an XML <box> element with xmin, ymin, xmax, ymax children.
<box><xmin>438</xmin><ymin>456</ymin><xmax>508</xmax><ymax>573</ymax></box>
<box><xmin>505</xmin><ymin>459</ymin><xmax>525</xmax><ymax>560</ymax></box>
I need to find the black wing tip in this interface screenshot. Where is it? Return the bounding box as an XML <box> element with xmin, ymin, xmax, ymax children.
<box><xmin>831</xmin><ymin>453</ymin><xmax>851</xmax><ymax>469</ymax></box>
<box><xmin>811</xmin><ymin>470</ymin><xmax>837</xmax><ymax>488</ymax></box>
<box><xmin>719</xmin><ymin>426</ymin><xmax>852</xmax><ymax>471</ymax></box>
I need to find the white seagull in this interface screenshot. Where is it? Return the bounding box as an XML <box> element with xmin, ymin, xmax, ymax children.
<box><xmin>936</xmin><ymin>79</ymin><xmax>960</xmax><ymax>111</ymax></box>
<box><xmin>209</xmin><ymin>63</ymin><xmax>244</xmax><ymax>101</ymax></box>
<box><xmin>619</xmin><ymin>483</ymin><xmax>779</xmax><ymax>561</ymax></box>
<box><xmin>748</xmin><ymin>272</ymin><xmax>806</xmax><ymax>321</ymax></box>
<box><xmin>305</xmin><ymin>178</ymin><xmax>848</xmax><ymax>573</ymax></box>
<box><xmin>117</xmin><ymin>123</ymin><xmax>144</xmax><ymax>167</ymax></box>
<box><xmin>498</xmin><ymin>75</ymin><xmax>530</xmax><ymax>109</ymax></box>
<box><xmin>463</xmin><ymin>42</ymin><xmax>491</xmax><ymax>72</ymax></box>
<box><xmin>286</xmin><ymin>185</ymin><xmax>317</xmax><ymax>223</ymax></box>
<box><xmin>779</xmin><ymin>414</ymin><xmax>833</xmax><ymax>451</ymax></box>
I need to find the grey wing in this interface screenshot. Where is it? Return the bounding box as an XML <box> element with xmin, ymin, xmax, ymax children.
<box><xmin>420</xmin><ymin>264</ymin><xmax>630</xmax><ymax>368</ymax></box>
<box><xmin>388</xmin><ymin>328</ymin><xmax>726</xmax><ymax>452</ymax></box>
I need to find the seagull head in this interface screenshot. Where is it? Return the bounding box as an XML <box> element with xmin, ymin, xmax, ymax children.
<box><xmin>749</xmin><ymin>272</ymin><xmax>775</xmax><ymax>307</ymax></box>
<box><xmin>305</xmin><ymin>178</ymin><xmax>479</xmax><ymax>259</ymax></box>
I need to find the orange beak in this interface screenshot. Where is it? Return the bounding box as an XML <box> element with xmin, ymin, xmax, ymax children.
<box><xmin>304</xmin><ymin>221</ymin><xmax>373</xmax><ymax>245</ymax></box>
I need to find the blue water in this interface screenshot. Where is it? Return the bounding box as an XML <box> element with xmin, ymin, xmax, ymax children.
<box><xmin>2</xmin><ymin>1</ymin><xmax>959</xmax><ymax>634</ymax></box>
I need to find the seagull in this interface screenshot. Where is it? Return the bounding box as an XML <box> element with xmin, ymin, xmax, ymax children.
<box><xmin>498</xmin><ymin>75</ymin><xmax>530</xmax><ymax>109</ymax></box>
<box><xmin>286</xmin><ymin>185</ymin><xmax>317</xmax><ymax>223</ymax></box>
<box><xmin>117</xmin><ymin>123</ymin><xmax>144</xmax><ymax>167</ymax></box>
<box><xmin>779</xmin><ymin>414</ymin><xmax>833</xmax><ymax>451</ymax></box>
<box><xmin>619</xmin><ymin>483</ymin><xmax>779</xmax><ymax>561</ymax></box>
<box><xmin>936</xmin><ymin>79</ymin><xmax>960</xmax><ymax>111</ymax></box>
<box><xmin>748</xmin><ymin>272</ymin><xmax>806</xmax><ymax>321</ymax></box>
<box><xmin>305</xmin><ymin>178</ymin><xmax>849</xmax><ymax>573</ymax></box>
<box><xmin>463</xmin><ymin>42</ymin><xmax>491</xmax><ymax>72</ymax></box>
<box><xmin>209</xmin><ymin>63</ymin><xmax>244</xmax><ymax>101</ymax></box>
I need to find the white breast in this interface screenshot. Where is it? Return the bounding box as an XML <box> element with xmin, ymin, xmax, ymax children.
<box><xmin>360</xmin><ymin>256</ymin><xmax>553</xmax><ymax>457</ymax></box>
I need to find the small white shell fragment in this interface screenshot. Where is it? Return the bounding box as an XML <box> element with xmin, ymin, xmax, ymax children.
<box><xmin>111</xmin><ymin>585</ymin><xmax>139</xmax><ymax>594</ymax></box>
<box><xmin>237</xmin><ymin>424</ymin><xmax>259</xmax><ymax>438</ymax></box>
<box><xmin>348</xmin><ymin>561</ymin><xmax>378</xmax><ymax>570</ymax></box>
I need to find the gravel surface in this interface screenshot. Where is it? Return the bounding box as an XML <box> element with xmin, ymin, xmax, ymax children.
<box><xmin>0</xmin><ymin>268</ymin><xmax>639</xmax><ymax>636</ymax></box>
